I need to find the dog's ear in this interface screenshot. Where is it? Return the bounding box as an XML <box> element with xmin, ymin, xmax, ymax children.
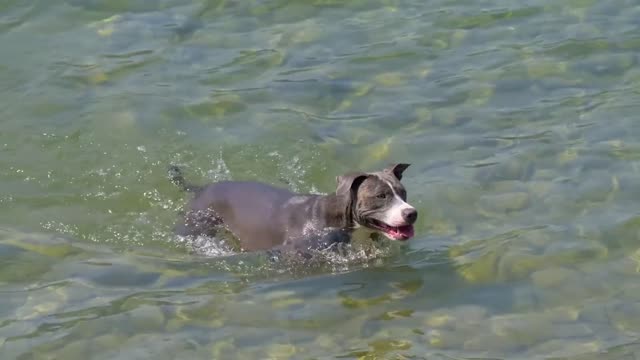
<box><xmin>384</xmin><ymin>163</ymin><xmax>411</xmax><ymax>180</ymax></box>
<box><xmin>336</xmin><ymin>172</ymin><xmax>369</xmax><ymax>226</ymax></box>
<box><xmin>335</xmin><ymin>172</ymin><xmax>369</xmax><ymax>199</ymax></box>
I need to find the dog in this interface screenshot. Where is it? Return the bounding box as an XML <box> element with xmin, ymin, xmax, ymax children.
<box><xmin>168</xmin><ymin>163</ymin><xmax>417</xmax><ymax>253</ymax></box>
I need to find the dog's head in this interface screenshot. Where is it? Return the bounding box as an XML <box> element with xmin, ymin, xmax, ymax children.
<box><xmin>336</xmin><ymin>163</ymin><xmax>417</xmax><ymax>241</ymax></box>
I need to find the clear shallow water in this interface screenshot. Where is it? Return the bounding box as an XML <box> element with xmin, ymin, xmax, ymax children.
<box><xmin>2</xmin><ymin>0</ymin><xmax>640</xmax><ymax>358</ymax></box>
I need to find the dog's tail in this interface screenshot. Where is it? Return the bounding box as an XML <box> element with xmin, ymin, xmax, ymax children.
<box><xmin>168</xmin><ymin>165</ymin><xmax>202</xmax><ymax>193</ymax></box>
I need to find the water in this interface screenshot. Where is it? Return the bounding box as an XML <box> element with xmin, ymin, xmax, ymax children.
<box><xmin>2</xmin><ymin>0</ymin><xmax>640</xmax><ymax>358</ymax></box>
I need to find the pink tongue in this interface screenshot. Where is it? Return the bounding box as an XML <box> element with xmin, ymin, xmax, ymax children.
<box><xmin>389</xmin><ymin>225</ymin><xmax>414</xmax><ymax>240</ymax></box>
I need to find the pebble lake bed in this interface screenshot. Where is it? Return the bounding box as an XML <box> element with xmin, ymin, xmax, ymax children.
<box><xmin>2</xmin><ymin>0</ymin><xmax>640</xmax><ymax>359</ymax></box>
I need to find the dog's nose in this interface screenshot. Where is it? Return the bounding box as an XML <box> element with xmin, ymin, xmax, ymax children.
<box><xmin>402</xmin><ymin>208</ymin><xmax>417</xmax><ymax>224</ymax></box>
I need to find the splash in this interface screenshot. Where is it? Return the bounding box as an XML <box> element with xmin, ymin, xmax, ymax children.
<box><xmin>205</xmin><ymin>154</ymin><xmax>232</xmax><ymax>182</ymax></box>
<box><xmin>175</xmin><ymin>234</ymin><xmax>237</xmax><ymax>257</ymax></box>
<box><xmin>177</xmin><ymin>231</ymin><xmax>403</xmax><ymax>281</ymax></box>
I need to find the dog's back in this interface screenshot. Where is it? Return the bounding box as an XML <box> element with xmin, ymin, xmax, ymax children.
<box><xmin>177</xmin><ymin>178</ymin><xmax>316</xmax><ymax>250</ymax></box>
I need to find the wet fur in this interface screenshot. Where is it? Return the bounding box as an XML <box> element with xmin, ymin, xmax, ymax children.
<box><xmin>168</xmin><ymin>164</ymin><xmax>416</xmax><ymax>253</ymax></box>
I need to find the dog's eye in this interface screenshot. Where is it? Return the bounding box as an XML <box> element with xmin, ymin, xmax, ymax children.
<box><xmin>377</xmin><ymin>193</ymin><xmax>387</xmax><ymax>199</ymax></box>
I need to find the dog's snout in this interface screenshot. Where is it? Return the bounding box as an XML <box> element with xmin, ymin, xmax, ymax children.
<box><xmin>402</xmin><ymin>208</ymin><xmax>417</xmax><ymax>224</ymax></box>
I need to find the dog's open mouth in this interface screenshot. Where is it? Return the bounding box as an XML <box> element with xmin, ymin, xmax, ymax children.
<box><xmin>371</xmin><ymin>220</ymin><xmax>414</xmax><ymax>241</ymax></box>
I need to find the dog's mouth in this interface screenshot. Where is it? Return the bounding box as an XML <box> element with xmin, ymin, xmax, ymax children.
<box><xmin>370</xmin><ymin>219</ymin><xmax>414</xmax><ymax>241</ymax></box>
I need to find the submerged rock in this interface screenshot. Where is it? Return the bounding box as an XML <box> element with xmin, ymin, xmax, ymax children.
<box><xmin>488</xmin><ymin>313</ymin><xmax>555</xmax><ymax>348</ymax></box>
<box><xmin>578</xmin><ymin>302</ymin><xmax>611</xmax><ymax>324</ymax></box>
<box><xmin>266</xmin><ymin>343</ymin><xmax>297</xmax><ymax>359</ymax></box>
<box><xmin>531</xmin><ymin>266</ymin><xmax>582</xmax><ymax>289</ymax></box>
<box><xmin>551</xmin><ymin>322</ymin><xmax>594</xmax><ymax>338</ymax></box>
<box><xmin>125</xmin><ymin>305</ymin><xmax>167</xmax><ymax>333</ymax></box>
<box><xmin>450</xmin><ymin>237</ymin><xmax>508</xmax><ymax>284</ymax></box>
<box><xmin>211</xmin><ymin>338</ymin><xmax>236</xmax><ymax>359</ymax></box>
<box><xmin>423</xmin><ymin>305</ymin><xmax>488</xmax><ymax>330</ymax></box>
<box><xmin>313</xmin><ymin>334</ymin><xmax>338</xmax><ymax>350</ymax></box>
<box><xmin>52</xmin><ymin>339</ymin><xmax>92</xmax><ymax>359</ymax></box>
<box><xmin>511</xmin><ymin>285</ymin><xmax>539</xmax><ymax>312</ymax></box>
<box><xmin>373</xmin><ymin>72</ymin><xmax>407</xmax><ymax>87</ymax></box>
<box><xmin>544</xmin><ymin>306</ymin><xmax>580</xmax><ymax>322</ymax></box>
<box><xmin>463</xmin><ymin>332</ymin><xmax>520</xmax><ymax>353</ymax></box>
<box><xmin>92</xmin><ymin>334</ymin><xmax>129</xmax><ymax>352</ymax></box>
<box><xmin>15</xmin><ymin>289</ymin><xmax>66</xmax><ymax>321</ymax></box>
<box><xmin>478</xmin><ymin>191</ymin><xmax>531</xmax><ymax>215</ymax></box>
<box><xmin>455</xmin><ymin>249</ymin><xmax>501</xmax><ymax>284</ymax></box>
<box><xmin>544</xmin><ymin>239</ymin><xmax>608</xmax><ymax>264</ymax></box>
<box><xmin>497</xmin><ymin>251</ymin><xmax>544</xmax><ymax>281</ymax></box>
<box><xmin>608</xmin><ymin>302</ymin><xmax>640</xmax><ymax>332</ymax></box>
<box><xmin>427</xmin><ymin>328</ymin><xmax>465</xmax><ymax>349</ymax></box>
<box><xmin>525</xmin><ymin>339</ymin><xmax>601</xmax><ymax>358</ymax></box>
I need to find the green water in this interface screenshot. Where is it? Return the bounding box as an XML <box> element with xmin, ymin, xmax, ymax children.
<box><xmin>2</xmin><ymin>0</ymin><xmax>640</xmax><ymax>358</ymax></box>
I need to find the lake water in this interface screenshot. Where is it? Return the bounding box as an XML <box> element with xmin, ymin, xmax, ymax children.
<box><xmin>2</xmin><ymin>0</ymin><xmax>640</xmax><ymax>359</ymax></box>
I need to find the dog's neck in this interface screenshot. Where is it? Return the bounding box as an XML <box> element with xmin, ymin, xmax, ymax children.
<box><xmin>316</xmin><ymin>193</ymin><xmax>356</xmax><ymax>229</ymax></box>
<box><xmin>318</xmin><ymin>195</ymin><xmax>375</xmax><ymax>244</ymax></box>
<box><xmin>350</xmin><ymin>223</ymin><xmax>375</xmax><ymax>243</ymax></box>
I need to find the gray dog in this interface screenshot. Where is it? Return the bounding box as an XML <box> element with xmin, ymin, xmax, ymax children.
<box><xmin>169</xmin><ymin>163</ymin><xmax>417</xmax><ymax>253</ymax></box>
